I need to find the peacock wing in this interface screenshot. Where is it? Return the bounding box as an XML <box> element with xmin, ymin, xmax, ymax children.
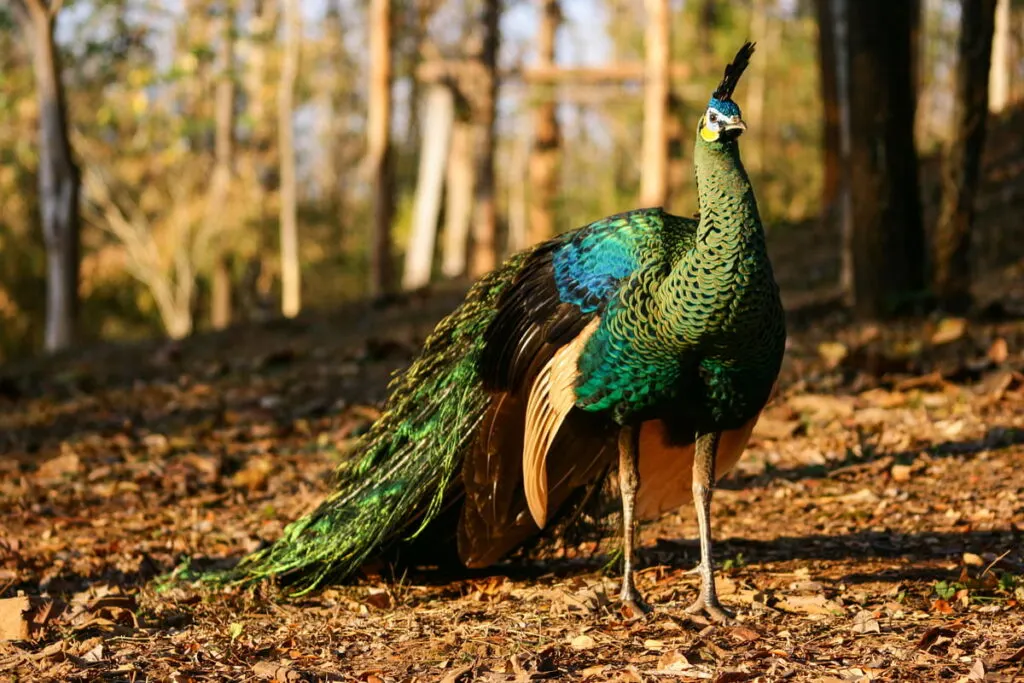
<box><xmin>460</xmin><ymin>221</ymin><xmax>649</xmax><ymax>568</ymax></box>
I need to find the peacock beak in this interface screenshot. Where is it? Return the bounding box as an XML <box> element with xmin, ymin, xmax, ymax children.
<box><xmin>724</xmin><ymin>118</ymin><xmax>747</xmax><ymax>132</ymax></box>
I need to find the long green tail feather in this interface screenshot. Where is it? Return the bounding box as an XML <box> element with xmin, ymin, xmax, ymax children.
<box><xmin>221</xmin><ymin>252</ymin><xmax>532</xmax><ymax>595</ymax></box>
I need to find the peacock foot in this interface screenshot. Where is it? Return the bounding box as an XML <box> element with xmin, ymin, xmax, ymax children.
<box><xmin>683</xmin><ymin>562</ymin><xmax>703</xmax><ymax>576</ymax></box>
<box><xmin>619</xmin><ymin>594</ymin><xmax>652</xmax><ymax>619</ymax></box>
<box><xmin>684</xmin><ymin>592</ymin><xmax>735</xmax><ymax>624</ymax></box>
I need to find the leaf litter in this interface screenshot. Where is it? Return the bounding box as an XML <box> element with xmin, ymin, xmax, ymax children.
<box><xmin>0</xmin><ymin>290</ymin><xmax>1023</xmax><ymax>681</ymax></box>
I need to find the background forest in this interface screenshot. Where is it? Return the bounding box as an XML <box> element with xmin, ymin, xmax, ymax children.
<box><xmin>4</xmin><ymin>2</ymin><xmax>1024</xmax><ymax>680</ymax></box>
<box><xmin>2</xmin><ymin>0</ymin><xmax>1021</xmax><ymax>363</ymax></box>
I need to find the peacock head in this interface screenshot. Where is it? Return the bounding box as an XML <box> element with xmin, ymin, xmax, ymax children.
<box><xmin>698</xmin><ymin>42</ymin><xmax>755</xmax><ymax>144</ymax></box>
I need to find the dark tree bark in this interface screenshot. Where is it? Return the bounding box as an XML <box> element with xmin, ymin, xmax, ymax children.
<box><xmin>15</xmin><ymin>0</ymin><xmax>81</xmax><ymax>351</ymax></box>
<box><xmin>814</xmin><ymin>0</ymin><xmax>841</xmax><ymax>229</ymax></box>
<box><xmin>932</xmin><ymin>0</ymin><xmax>997</xmax><ymax>313</ymax></box>
<box><xmin>844</xmin><ymin>0</ymin><xmax>926</xmax><ymax>318</ymax></box>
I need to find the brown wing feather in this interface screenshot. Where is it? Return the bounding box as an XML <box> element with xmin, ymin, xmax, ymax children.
<box><xmin>522</xmin><ymin>318</ymin><xmax>601</xmax><ymax>527</ymax></box>
<box><xmin>459</xmin><ymin>319</ymin><xmax>614</xmax><ymax>569</ymax></box>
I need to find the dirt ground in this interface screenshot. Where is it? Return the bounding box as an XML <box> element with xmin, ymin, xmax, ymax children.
<box><xmin>1</xmin><ymin>284</ymin><xmax>1023</xmax><ymax>683</ymax></box>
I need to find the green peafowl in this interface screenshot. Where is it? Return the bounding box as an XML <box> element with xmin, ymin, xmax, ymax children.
<box><xmin>226</xmin><ymin>42</ymin><xmax>785</xmax><ymax>622</ymax></box>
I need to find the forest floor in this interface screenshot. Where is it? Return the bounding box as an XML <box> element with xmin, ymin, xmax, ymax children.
<box><xmin>2</xmin><ymin>281</ymin><xmax>1024</xmax><ymax>683</ymax></box>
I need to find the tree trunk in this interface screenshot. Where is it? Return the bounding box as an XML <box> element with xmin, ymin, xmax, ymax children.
<box><xmin>640</xmin><ymin>0</ymin><xmax>670</xmax><ymax>208</ymax></box>
<box><xmin>441</xmin><ymin>117</ymin><xmax>475</xmax><ymax>278</ymax></box>
<box><xmin>507</xmin><ymin>124</ymin><xmax>530</xmax><ymax>253</ymax></box>
<box><xmin>845</xmin><ymin>0</ymin><xmax>926</xmax><ymax>318</ymax></box>
<box><xmin>745</xmin><ymin>0</ymin><xmax>771</xmax><ymax>176</ymax></box>
<box><xmin>815</xmin><ymin>0</ymin><xmax>842</xmax><ymax>232</ymax></box>
<box><xmin>368</xmin><ymin>0</ymin><xmax>395</xmax><ymax>297</ymax></box>
<box><xmin>207</xmin><ymin>0</ymin><xmax>237</xmax><ymax>330</ymax></box>
<box><xmin>17</xmin><ymin>0</ymin><xmax>81</xmax><ymax>352</ymax></box>
<box><xmin>314</xmin><ymin>0</ymin><xmax>346</xmax><ymax>205</ymax></box>
<box><xmin>665</xmin><ymin>92</ymin><xmax>688</xmax><ymax>212</ymax></box>
<box><xmin>932</xmin><ymin>0</ymin><xmax>997</xmax><ymax>313</ymax></box>
<box><xmin>989</xmin><ymin>0</ymin><xmax>1011</xmax><ymax>114</ymax></box>
<box><xmin>212</xmin><ymin>255</ymin><xmax>233</xmax><ymax>330</ymax></box>
<box><xmin>469</xmin><ymin>0</ymin><xmax>500</xmax><ymax>277</ymax></box>
<box><xmin>829</xmin><ymin>0</ymin><xmax>855</xmax><ymax>304</ymax></box>
<box><xmin>278</xmin><ymin>0</ymin><xmax>301</xmax><ymax>317</ymax></box>
<box><xmin>403</xmin><ymin>84</ymin><xmax>454</xmax><ymax>290</ymax></box>
<box><xmin>528</xmin><ymin>0</ymin><xmax>561</xmax><ymax>246</ymax></box>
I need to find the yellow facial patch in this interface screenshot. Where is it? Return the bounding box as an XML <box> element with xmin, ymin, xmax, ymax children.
<box><xmin>700</xmin><ymin>124</ymin><xmax>719</xmax><ymax>142</ymax></box>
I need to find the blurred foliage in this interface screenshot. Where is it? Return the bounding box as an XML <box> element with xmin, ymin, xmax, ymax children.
<box><xmin>0</xmin><ymin>0</ymin><xmax>1018</xmax><ymax>360</ymax></box>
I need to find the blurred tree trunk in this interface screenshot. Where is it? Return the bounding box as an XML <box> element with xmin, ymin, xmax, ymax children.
<box><xmin>665</xmin><ymin>92</ymin><xmax>687</xmax><ymax>213</ymax></box>
<box><xmin>640</xmin><ymin>0</ymin><xmax>669</xmax><ymax>208</ymax></box>
<box><xmin>844</xmin><ymin>0</ymin><xmax>925</xmax><ymax>318</ymax></box>
<box><xmin>243</xmin><ymin>0</ymin><xmax>278</xmax><ymax>238</ymax></box>
<box><xmin>697</xmin><ymin>0</ymin><xmax>717</xmax><ymax>71</ymax></box>
<box><xmin>15</xmin><ymin>0</ymin><xmax>81</xmax><ymax>351</ymax></box>
<box><xmin>314</xmin><ymin>0</ymin><xmax>346</xmax><ymax>206</ymax></box>
<box><xmin>403</xmin><ymin>84</ymin><xmax>454</xmax><ymax>290</ymax></box>
<box><xmin>829</xmin><ymin>0</ymin><xmax>855</xmax><ymax>303</ymax></box>
<box><xmin>989</xmin><ymin>0</ymin><xmax>1010</xmax><ymax>113</ymax></box>
<box><xmin>507</xmin><ymin>124</ymin><xmax>530</xmax><ymax>252</ymax></box>
<box><xmin>932</xmin><ymin>0</ymin><xmax>997</xmax><ymax>313</ymax></box>
<box><xmin>278</xmin><ymin>0</ymin><xmax>301</xmax><ymax>317</ymax></box>
<box><xmin>207</xmin><ymin>0</ymin><xmax>237</xmax><ymax>330</ymax></box>
<box><xmin>441</xmin><ymin>114</ymin><xmax>475</xmax><ymax>278</ymax></box>
<box><xmin>528</xmin><ymin>0</ymin><xmax>561</xmax><ymax>246</ymax></box>
<box><xmin>469</xmin><ymin>0</ymin><xmax>500</xmax><ymax>277</ymax></box>
<box><xmin>745</xmin><ymin>0</ymin><xmax>772</xmax><ymax>176</ymax></box>
<box><xmin>815</xmin><ymin>0</ymin><xmax>841</xmax><ymax>232</ymax></box>
<box><xmin>368</xmin><ymin>0</ymin><xmax>395</xmax><ymax>297</ymax></box>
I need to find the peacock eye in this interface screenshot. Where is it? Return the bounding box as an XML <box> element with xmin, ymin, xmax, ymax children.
<box><xmin>708</xmin><ymin>112</ymin><xmax>719</xmax><ymax>124</ymax></box>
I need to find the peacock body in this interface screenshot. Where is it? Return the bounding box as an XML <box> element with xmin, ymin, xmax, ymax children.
<box><xmin>228</xmin><ymin>43</ymin><xmax>785</xmax><ymax>620</ymax></box>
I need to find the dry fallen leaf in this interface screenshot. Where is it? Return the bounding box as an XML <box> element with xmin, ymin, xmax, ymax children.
<box><xmin>988</xmin><ymin>337</ymin><xmax>1009</xmax><ymax>364</ymax></box>
<box><xmin>931</xmin><ymin>317</ymin><xmax>967</xmax><ymax>345</ymax></box>
<box><xmin>35</xmin><ymin>451</ymin><xmax>82</xmax><ymax>482</ymax></box>
<box><xmin>890</xmin><ymin>464</ymin><xmax>913</xmax><ymax>483</ymax></box>
<box><xmin>962</xmin><ymin>552</ymin><xmax>984</xmax><ymax>567</ymax></box>
<box><xmin>0</xmin><ymin>596</ymin><xmax>31</xmax><ymax>641</ymax></box>
<box><xmin>655</xmin><ymin>649</ymin><xmax>692</xmax><ymax>673</ymax></box>
<box><xmin>787</xmin><ymin>394</ymin><xmax>856</xmax><ymax>420</ymax></box>
<box><xmin>1003</xmin><ymin>646</ymin><xmax>1024</xmax><ymax>663</ymax></box>
<box><xmin>440</xmin><ymin>663</ymin><xmax>473</xmax><ymax>683</ymax></box>
<box><xmin>851</xmin><ymin>610</ymin><xmax>881</xmax><ymax>634</ymax></box>
<box><xmin>778</xmin><ymin>594</ymin><xmax>844</xmax><ymax>615</ymax></box>
<box><xmin>727</xmin><ymin>626</ymin><xmax>761</xmax><ymax>644</ymax></box>
<box><xmin>570</xmin><ymin>634</ymin><xmax>597</xmax><ymax>651</ymax></box>
<box><xmin>818</xmin><ymin>341</ymin><xmax>849</xmax><ymax>369</ymax></box>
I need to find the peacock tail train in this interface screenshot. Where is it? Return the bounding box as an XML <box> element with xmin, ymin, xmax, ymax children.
<box><xmin>226</xmin><ymin>251</ymin><xmax>532</xmax><ymax>594</ymax></box>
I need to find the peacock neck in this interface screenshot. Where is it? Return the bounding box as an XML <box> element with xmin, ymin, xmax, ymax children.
<box><xmin>692</xmin><ymin>138</ymin><xmax>763</xmax><ymax>254</ymax></box>
<box><xmin>657</xmin><ymin>136</ymin><xmax>775</xmax><ymax>342</ymax></box>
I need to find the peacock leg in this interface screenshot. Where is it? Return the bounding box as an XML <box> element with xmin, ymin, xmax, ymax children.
<box><xmin>617</xmin><ymin>424</ymin><xmax>650</xmax><ymax>616</ymax></box>
<box><xmin>685</xmin><ymin>431</ymin><xmax>734</xmax><ymax>623</ymax></box>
